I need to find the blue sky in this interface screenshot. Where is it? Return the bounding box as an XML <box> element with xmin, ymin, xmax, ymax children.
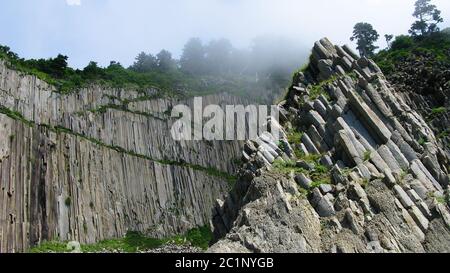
<box><xmin>1</xmin><ymin>0</ymin><xmax>449</xmax><ymax>68</ymax></box>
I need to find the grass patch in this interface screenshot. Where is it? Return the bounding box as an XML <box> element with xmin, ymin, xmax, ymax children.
<box><xmin>431</xmin><ymin>107</ymin><xmax>447</xmax><ymax>115</ymax></box>
<box><xmin>0</xmin><ymin>106</ymin><xmax>34</xmax><ymax>127</ymax></box>
<box><xmin>418</xmin><ymin>137</ymin><xmax>427</xmax><ymax>146</ymax></box>
<box><xmin>363</xmin><ymin>150</ymin><xmax>371</xmax><ymax>161</ymax></box>
<box><xmin>296</xmin><ymin>151</ymin><xmax>322</xmax><ymax>163</ymax></box>
<box><xmin>435</xmin><ymin>196</ymin><xmax>447</xmax><ymax>204</ymax></box>
<box><xmin>310</xmin><ymin>178</ymin><xmax>331</xmax><ymax>189</ymax></box>
<box><xmin>29</xmin><ymin>241</ymin><xmax>70</xmax><ymax>253</ymax></box>
<box><xmin>428</xmin><ymin>107</ymin><xmax>448</xmax><ymax>121</ymax></box>
<box><xmin>287</xmin><ymin>131</ymin><xmax>303</xmax><ymax>145</ymax></box>
<box><xmin>359</xmin><ymin>178</ymin><xmax>370</xmax><ymax>189</ymax></box>
<box><xmin>29</xmin><ymin>226</ymin><xmax>213</xmax><ymax>253</ymax></box>
<box><xmin>308</xmin><ymin>76</ymin><xmax>336</xmax><ymax>101</ymax></box>
<box><xmin>272</xmin><ymin>154</ymin><xmax>331</xmax><ymax>193</ymax></box>
<box><xmin>272</xmin><ymin>159</ymin><xmax>300</xmax><ymax>174</ymax></box>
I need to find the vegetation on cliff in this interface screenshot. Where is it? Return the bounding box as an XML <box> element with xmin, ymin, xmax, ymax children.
<box><xmin>29</xmin><ymin>226</ymin><xmax>213</xmax><ymax>253</ymax></box>
<box><xmin>350</xmin><ymin>0</ymin><xmax>447</xmax><ymax>74</ymax></box>
<box><xmin>374</xmin><ymin>31</ymin><xmax>450</xmax><ymax>74</ymax></box>
<box><xmin>0</xmin><ymin>36</ymin><xmax>305</xmax><ymax>103</ymax></box>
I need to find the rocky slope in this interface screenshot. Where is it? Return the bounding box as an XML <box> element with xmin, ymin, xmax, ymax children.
<box><xmin>209</xmin><ymin>38</ymin><xmax>450</xmax><ymax>253</ymax></box>
<box><xmin>384</xmin><ymin>50</ymin><xmax>450</xmax><ymax>153</ymax></box>
<box><xmin>0</xmin><ymin>60</ymin><xmax>249</xmax><ymax>252</ymax></box>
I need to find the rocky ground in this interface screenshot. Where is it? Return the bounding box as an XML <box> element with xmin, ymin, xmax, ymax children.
<box><xmin>208</xmin><ymin>38</ymin><xmax>450</xmax><ymax>253</ymax></box>
<box><xmin>139</xmin><ymin>244</ymin><xmax>203</xmax><ymax>253</ymax></box>
<box><xmin>33</xmin><ymin>241</ymin><xmax>204</xmax><ymax>253</ymax></box>
<box><xmin>88</xmin><ymin>243</ymin><xmax>203</xmax><ymax>253</ymax></box>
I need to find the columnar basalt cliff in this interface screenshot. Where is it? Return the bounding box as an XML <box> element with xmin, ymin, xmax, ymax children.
<box><xmin>383</xmin><ymin>51</ymin><xmax>450</xmax><ymax>154</ymax></box>
<box><xmin>1</xmin><ymin>37</ymin><xmax>450</xmax><ymax>253</ymax></box>
<box><xmin>0</xmin><ymin>60</ymin><xmax>249</xmax><ymax>252</ymax></box>
<box><xmin>209</xmin><ymin>38</ymin><xmax>450</xmax><ymax>253</ymax></box>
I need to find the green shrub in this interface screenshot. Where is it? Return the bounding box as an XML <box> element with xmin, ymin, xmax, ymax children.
<box><xmin>374</xmin><ymin>32</ymin><xmax>450</xmax><ymax>75</ymax></box>
<box><xmin>287</xmin><ymin>131</ymin><xmax>303</xmax><ymax>144</ymax></box>
<box><xmin>391</xmin><ymin>35</ymin><xmax>414</xmax><ymax>50</ymax></box>
<box><xmin>418</xmin><ymin>137</ymin><xmax>427</xmax><ymax>146</ymax></box>
<box><xmin>29</xmin><ymin>226</ymin><xmax>213</xmax><ymax>253</ymax></box>
<box><xmin>431</xmin><ymin>107</ymin><xmax>447</xmax><ymax>115</ymax></box>
<box><xmin>272</xmin><ymin>159</ymin><xmax>298</xmax><ymax>174</ymax></box>
<box><xmin>185</xmin><ymin>225</ymin><xmax>213</xmax><ymax>250</ymax></box>
<box><xmin>28</xmin><ymin>241</ymin><xmax>70</xmax><ymax>253</ymax></box>
<box><xmin>310</xmin><ymin>178</ymin><xmax>330</xmax><ymax>189</ymax></box>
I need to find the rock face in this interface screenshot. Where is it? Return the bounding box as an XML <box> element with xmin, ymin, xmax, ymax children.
<box><xmin>0</xmin><ymin>60</ymin><xmax>248</xmax><ymax>252</ymax></box>
<box><xmin>382</xmin><ymin>50</ymin><xmax>450</xmax><ymax>155</ymax></box>
<box><xmin>210</xmin><ymin>38</ymin><xmax>450</xmax><ymax>253</ymax></box>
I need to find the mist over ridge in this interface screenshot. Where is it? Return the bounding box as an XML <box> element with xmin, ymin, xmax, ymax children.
<box><xmin>0</xmin><ymin>0</ymin><xmax>449</xmax><ymax>69</ymax></box>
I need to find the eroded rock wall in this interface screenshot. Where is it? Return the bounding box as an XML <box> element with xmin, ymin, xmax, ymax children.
<box><xmin>0</xmin><ymin>60</ymin><xmax>248</xmax><ymax>252</ymax></box>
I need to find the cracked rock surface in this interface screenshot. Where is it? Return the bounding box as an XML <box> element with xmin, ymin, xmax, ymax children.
<box><xmin>0</xmin><ymin>60</ymin><xmax>249</xmax><ymax>252</ymax></box>
<box><xmin>209</xmin><ymin>38</ymin><xmax>450</xmax><ymax>253</ymax></box>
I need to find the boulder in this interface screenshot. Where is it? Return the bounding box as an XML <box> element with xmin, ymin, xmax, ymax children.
<box><xmin>295</xmin><ymin>173</ymin><xmax>312</xmax><ymax>190</ymax></box>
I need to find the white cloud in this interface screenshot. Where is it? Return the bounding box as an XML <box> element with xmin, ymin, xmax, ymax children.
<box><xmin>66</xmin><ymin>0</ymin><xmax>81</xmax><ymax>6</ymax></box>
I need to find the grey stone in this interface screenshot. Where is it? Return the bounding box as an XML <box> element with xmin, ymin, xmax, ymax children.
<box><xmin>345</xmin><ymin>209</ymin><xmax>362</xmax><ymax>234</ymax></box>
<box><xmin>394</xmin><ymin>185</ymin><xmax>414</xmax><ymax>209</ymax></box>
<box><xmin>301</xmin><ymin>133</ymin><xmax>320</xmax><ymax>155</ymax></box>
<box><xmin>409</xmin><ymin>206</ymin><xmax>429</xmax><ymax>231</ymax></box>
<box><xmin>386</xmin><ymin>140</ymin><xmax>410</xmax><ymax>170</ymax></box>
<box><xmin>313</xmin><ymin>99</ymin><xmax>328</xmax><ymax>119</ymax></box>
<box><xmin>318</xmin><ymin>59</ymin><xmax>334</xmax><ymax>79</ymax></box>
<box><xmin>320</xmin><ymin>155</ymin><xmax>334</xmax><ymax>168</ymax></box>
<box><xmin>307</xmin><ymin>125</ymin><xmax>329</xmax><ymax>153</ymax></box>
<box><xmin>259</xmin><ymin>146</ymin><xmax>275</xmax><ymax>163</ymax></box>
<box><xmin>307</xmin><ymin>110</ymin><xmax>326</xmax><ymax>129</ymax></box>
<box><xmin>343</xmin><ymin>44</ymin><xmax>360</xmax><ymax>60</ymax></box>
<box><xmin>377</xmin><ymin>145</ymin><xmax>402</xmax><ymax>174</ymax></box>
<box><xmin>357</xmin><ymin>57</ymin><xmax>369</xmax><ymax>68</ymax></box>
<box><xmin>337</xmin><ymin>130</ymin><xmax>363</xmax><ymax>165</ymax></box>
<box><xmin>314</xmin><ymin>41</ymin><xmax>333</xmax><ymax>59</ymax></box>
<box><xmin>295</xmin><ymin>173</ymin><xmax>312</xmax><ymax>190</ymax></box>
<box><xmin>311</xmin><ymin>188</ymin><xmax>323</xmax><ymax>207</ymax></box>
<box><xmin>383</xmin><ymin>169</ymin><xmax>396</xmax><ymax>187</ymax></box>
<box><xmin>356</xmin><ymin>163</ymin><xmax>371</xmax><ymax>179</ymax></box>
<box><xmin>296</xmin><ymin>160</ymin><xmax>315</xmax><ymax>171</ymax></box>
<box><xmin>331</xmin><ymin>105</ymin><xmax>344</xmax><ymax>119</ymax></box>
<box><xmin>319</xmin><ymin>184</ymin><xmax>333</xmax><ymax>194</ymax></box>
<box><xmin>410</xmin><ymin>160</ymin><xmax>441</xmax><ymax>192</ymax></box>
<box><xmin>316</xmin><ymin>197</ymin><xmax>336</xmax><ymax>217</ymax></box>
<box><xmin>409</xmin><ymin>179</ymin><xmax>429</xmax><ymax>200</ymax></box>
<box><xmin>347</xmin><ymin>90</ymin><xmax>392</xmax><ymax>144</ymax></box>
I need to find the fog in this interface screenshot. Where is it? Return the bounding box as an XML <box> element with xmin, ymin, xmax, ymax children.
<box><xmin>0</xmin><ymin>0</ymin><xmax>449</xmax><ymax>68</ymax></box>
